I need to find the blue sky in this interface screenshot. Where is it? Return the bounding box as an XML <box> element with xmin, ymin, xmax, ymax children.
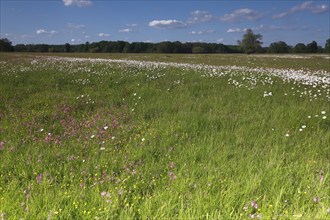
<box><xmin>1</xmin><ymin>0</ymin><xmax>329</xmax><ymax>46</ymax></box>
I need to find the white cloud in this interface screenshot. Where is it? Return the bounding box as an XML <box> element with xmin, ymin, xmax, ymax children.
<box><xmin>220</xmin><ymin>8</ymin><xmax>262</xmax><ymax>22</ymax></box>
<box><xmin>98</xmin><ymin>33</ymin><xmax>110</xmax><ymax>37</ymax></box>
<box><xmin>227</xmin><ymin>28</ymin><xmax>242</xmax><ymax>33</ymax></box>
<box><xmin>187</xmin><ymin>10</ymin><xmax>213</xmax><ymax>24</ymax></box>
<box><xmin>217</xmin><ymin>38</ymin><xmax>224</xmax><ymax>43</ymax></box>
<box><xmin>62</xmin><ymin>0</ymin><xmax>92</xmax><ymax>7</ymax></box>
<box><xmin>273</xmin><ymin>1</ymin><xmax>328</xmax><ymax>18</ymax></box>
<box><xmin>126</xmin><ymin>24</ymin><xmax>138</xmax><ymax>27</ymax></box>
<box><xmin>189</xmin><ymin>30</ymin><xmax>215</xmax><ymax>35</ymax></box>
<box><xmin>36</xmin><ymin>29</ymin><xmax>57</xmax><ymax>35</ymax></box>
<box><xmin>67</xmin><ymin>23</ymin><xmax>86</xmax><ymax>29</ymax></box>
<box><xmin>148</xmin><ymin>20</ymin><xmax>187</xmax><ymax>29</ymax></box>
<box><xmin>71</xmin><ymin>38</ymin><xmax>82</xmax><ymax>43</ymax></box>
<box><xmin>119</xmin><ymin>28</ymin><xmax>134</xmax><ymax>33</ymax></box>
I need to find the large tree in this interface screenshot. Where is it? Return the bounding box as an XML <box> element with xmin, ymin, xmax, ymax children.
<box><xmin>306</xmin><ymin>41</ymin><xmax>318</xmax><ymax>53</ymax></box>
<box><xmin>238</xmin><ymin>29</ymin><xmax>263</xmax><ymax>54</ymax></box>
<box><xmin>293</xmin><ymin>43</ymin><xmax>307</xmax><ymax>53</ymax></box>
<box><xmin>268</xmin><ymin>41</ymin><xmax>289</xmax><ymax>53</ymax></box>
<box><xmin>0</xmin><ymin>38</ymin><xmax>14</xmax><ymax>52</ymax></box>
<box><xmin>325</xmin><ymin>38</ymin><xmax>330</xmax><ymax>53</ymax></box>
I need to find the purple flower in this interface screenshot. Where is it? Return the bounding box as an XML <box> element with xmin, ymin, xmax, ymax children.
<box><xmin>101</xmin><ymin>191</ymin><xmax>106</xmax><ymax>197</ymax></box>
<box><xmin>169</xmin><ymin>162</ymin><xmax>175</xmax><ymax>169</ymax></box>
<box><xmin>250</xmin><ymin>200</ymin><xmax>258</xmax><ymax>209</ymax></box>
<box><xmin>36</xmin><ymin>173</ymin><xmax>43</xmax><ymax>183</ymax></box>
<box><xmin>0</xmin><ymin>141</ymin><xmax>4</xmax><ymax>150</ymax></box>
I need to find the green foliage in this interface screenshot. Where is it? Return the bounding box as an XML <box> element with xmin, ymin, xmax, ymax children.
<box><xmin>307</xmin><ymin>41</ymin><xmax>318</xmax><ymax>53</ymax></box>
<box><xmin>0</xmin><ymin>53</ymin><xmax>329</xmax><ymax>219</ymax></box>
<box><xmin>325</xmin><ymin>38</ymin><xmax>330</xmax><ymax>53</ymax></box>
<box><xmin>0</xmin><ymin>38</ymin><xmax>13</xmax><ymax>52</ymax></box>
<box><xmin>238</xmin><ymin>29</ymin><xmax>263</xmax><ymax>54</ymax></box>
<box><xmin>268</xmin><ymin>41</ymin><xmax>290</xmax><ymax>53</ymax></box>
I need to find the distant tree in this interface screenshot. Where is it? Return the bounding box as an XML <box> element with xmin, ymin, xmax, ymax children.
<box><xmin>0</xmin><ymin>38</ymin><xmax>14</xmax><ymax>52</ymax></box>
<box><xmin>325</xmin><ymin>38</ymin><xmax>330</xmax><ymax>53</ymax></box>
<box><xmin>14</xmin><ymin>44</ymin><xmax>27</xmax><ymax>52</ymax></box>
<box><xmin>268</xmin><ymin>41</ymin><xmax>289</xmax><ymax>53</ymax></box>
<box><xmin>293</xmin><ymin>43</ymin><xmax>307</xmax><ymax>53</ymax></box>
<box><xmin>65</xmin><ymin>43</ymin><xmax>71</xmax><ymax>53</ymax></box>
<box><xmin>306</xmin><ymin>41</ymin><xmax>318</xmax><ymax>53</ymax></box>
<box><xmin>238</xmin><ymin>29</ymin><xmax>263</xmax><ymax>54</ymax></box>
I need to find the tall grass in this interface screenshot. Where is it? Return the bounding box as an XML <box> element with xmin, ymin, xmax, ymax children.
<box><xmin>0</xmin><ymin>53</ymin><xmax>329</xmax><ymax>219</ymax></box>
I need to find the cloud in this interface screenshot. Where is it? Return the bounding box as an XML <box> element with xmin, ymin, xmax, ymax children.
<box><xmin>67</xmin><ymin>23</ymin><xmax>86</xmax><ymax>29</ymax></box>
<box><xmin>98</xmin><ymin>33</ymin><xmax>110</xmax><ymax>37</ymax></box>
<box><xmin>148</xmin><ymin>20</ymin><xmax>187</xmax><ymax>29</ymax></box>
<box><xmin>119</xmin><ymin>28</ymin><xmax>134</xmax><ymax>33</ymax></box>
<box><xmin>36</xmin><ymin>29</ymin><xmax>57</xmax><ymax>35</ymax></box>
<box><xmin>217</xmin><ymin>38</ymin><xmax>224</xmax><ymax>43</ymax></box>
<box><xmin>71</xmin><ymin>38</ymin><xmax>82</xmax><ymax>43</ymax></box>
<box><xmin>189</xmin><ymin>30</ymin><xmax>215</xmax><ymax>35</ymax></box>
<box><xmin>187</xmin><ymin>10</ymin><xmax>214</xmax><ymax>24</ymax></box>
<box><xmin>62</xmin><ymin>0</ymin><xmax>92</xmax><ymax>7</ymax></box>
<box><xmin>273</xmin><ymin>1</ymin><xmax>328</xmax><ymax>18</ymax></box>
<box><xmin>220</xmin><ymin>8</ymin><xmax>262</xmax><ymax>22</ymax></box>
<box><xmin>126</xmin><ymin>24</ymin><xmax>138</xmax><ymax>27</ymax></box>
<box><xmin>227</xmin><ymin>24</ymin><xmax>308</xmax><ymax>34</ymax></box>
<box><xmin>227</xmin><ymin>28</ymin><xmax>243</xmax><ymax>33</ymax></box>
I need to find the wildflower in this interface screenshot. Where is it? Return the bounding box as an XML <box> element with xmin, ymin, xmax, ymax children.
<box><xmin>243</xmin><ymin>205</ymin><xmax>248</xmax><ymax>211</ymax></box>
<box><xmin>100</xmin><ymin>147</ymin><xmax>105</xmax><ymax>150</ymax></box>
<box><xmin>302</xmin><ymin>125</ymin><xmax>306</xmax><ymax>129</ymax></box>
<box><xmin>103</xmin><ymin>126</ymin><xmax>108</xmax><ymax>130</ymax></box>
<box><xmin>169</xmin><ymin>172</ymin><xmax>177</xmax><ymax>180</ymax></box>
<box><xmin>313</xmin><ymin>197</ymin><xmax>320</xmax><ymax>203</ymax></box>
<box><xmin>250</xmin><ymin>201</ymin><xmax>258</xmax><ymax>209</ymax></box>
<box><xmin>323</xmin><ymin>116</ymin><xmax>327</xmax><ymax>119</ymax></box>
<box><xmin>169</xmin><ymin>162</ymin><xmax>175</xmax><ymax>169</ymax></box>
<box><xmin>141</xmin><ymin>138</ymin><xmax>145</xmax><ymax>142</ymax></box>
<box><xmin>327</xmin><ymin>208</ymin><xmax>330</xmax><ymax>215</ymax></box>
<box><xmin>321</xmin><ymin>111</ymin><xmax>326</xmax><ymax>114</ymax></box>
<box><xmin>36</xmin><ymin>173</ymin><xmax>43</xmax><ymax>184</ymax></box>
<box><xmin>0</xmin><ymin>141</ymin><xmax>4</xmax><ymax>150</ymax></box>
<box><xmin>320</xmin><ymin>175</ymin><xmax>324</xmax><ymax>181</ymax></box>
<box><xmin>91</xmin><ymin>135</ymin><xmax>95</xmax><ymax>139</ymax></box>
<box><xmin>118</xmin><ymin>188</ymin><xmax>123</xmax><ymax>196</ymax></box>
<box><xmin>285</xmin><ymin>133</ymin><xmax>290</xmax><ymax>137</ymax></box>
<box><xmin>101</xmin><ymin>191</ymin><xmax>106</xmax><ymax>197</ymax></box>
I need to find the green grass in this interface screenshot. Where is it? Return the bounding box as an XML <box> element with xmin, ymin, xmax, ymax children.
<box><xmin>0</xmin><ymin>53</ymin><xmax>329</xmax><ymax>219</ymax></box>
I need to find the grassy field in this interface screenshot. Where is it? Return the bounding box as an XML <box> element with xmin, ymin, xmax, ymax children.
<box><xmin>0</xmin><ymin>53</ymin><xmax>329</xmax><ymax>219</ymax></box>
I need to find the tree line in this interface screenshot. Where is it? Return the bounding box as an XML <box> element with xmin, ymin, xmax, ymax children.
<box><xmin>1</xmin><ymin>30</ymin><xmax>329</xmax><ymax>54</ymax></box>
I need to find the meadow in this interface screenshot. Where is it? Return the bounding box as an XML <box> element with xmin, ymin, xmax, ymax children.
<box><xmin>0</xmin><ymin>53</ymin><xmax>329</xmax><ymax>219</ymax></box>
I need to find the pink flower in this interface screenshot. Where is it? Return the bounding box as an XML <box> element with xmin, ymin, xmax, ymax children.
<box><xmin>36</xmin><ymin>173</ymin><xmax>43</xmax><ymax>183</ymax></box>
<box><xmin>169</xmin><ymin>162</ymin><xmax>175</xmax><ymax>169</ymax></box>
<box><xmin>0</xmin><ymin>141</ymin><xmax>4</xmax><ymax>150</ymax></box>
<box><xmin>250</xmin><ymin>200</ymin><xmax>258</xmax><ymax>209</ymax></box>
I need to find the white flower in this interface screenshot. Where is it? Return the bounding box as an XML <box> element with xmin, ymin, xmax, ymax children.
<box><xmin>141</xmin><ymin>138</ymin><xmax>145</xmax><ymax>142</ymax></box>
<box><xmin>323</xmin><ymin>116</ymin><xmax>327</xmax><ymax>119</ymax></box>
<box><xmin>133</xmin><ymin>93</ymin><xmax>137</xmax><ymax>96</ymax></box>
<box><xmin>100</xmin><ymin>147</ymin><xmax>105</xmax><ymax>150</ymax></box>
<box><xmin>103</xmin><ymin>126</ymin><xmax>108</xmax><ymax>130</ymax></box>
<box><xmin>299</xmin><ymin>129</ymin><xmax>303</xmax><ymax>132</ymax></box>
<box><xmin>302</xmin><ymin>125</ymin><xmax>306</xmax><ymax>129</ymax></box>
<box><xmin>91</xmin><ymin>135</ymin><xmax>95</xmax><ymax>139</ymax></box>
<box><xmin>285</xmin><ymin>133</ymin><xmax>290</xmax><ymax>137</ymax></box>
<box><xmin>308</xmin><ymin>116</ymin><xmax>311</xmax><ymax>118</ymax></box>
<box><xmin>321</xmin><ymin>111</ymin><xmax>326</xmax><ymax>115</ymax></box>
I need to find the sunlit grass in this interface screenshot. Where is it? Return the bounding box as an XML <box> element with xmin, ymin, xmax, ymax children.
<box><xmin>0</xmin><ymin>53</ymin><xmax>329</xmax><ymax>219</ymax></box>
